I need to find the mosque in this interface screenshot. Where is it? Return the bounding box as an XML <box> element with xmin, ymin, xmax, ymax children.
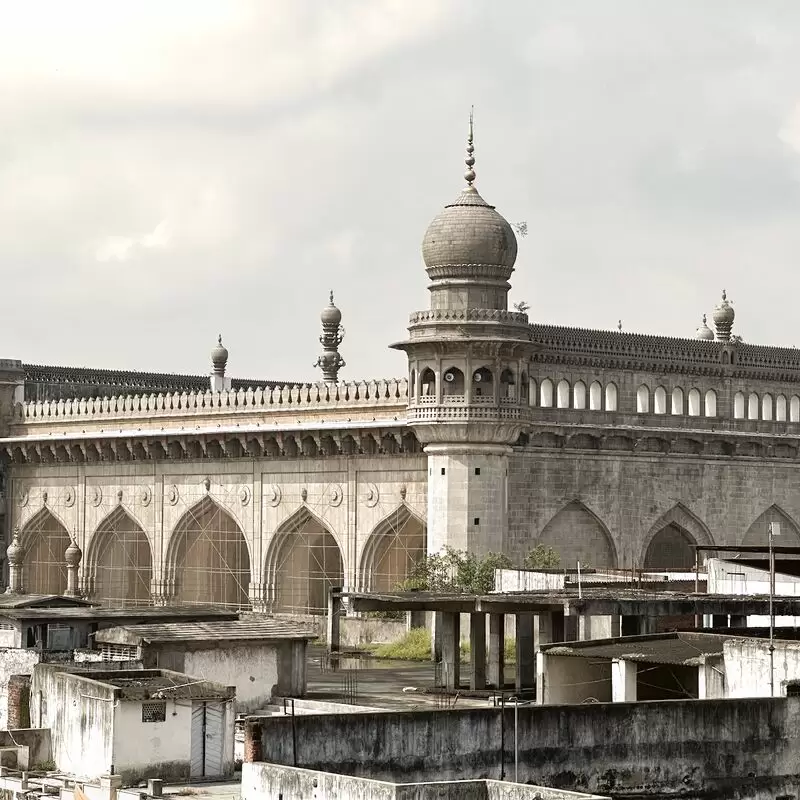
<box><xmin>0</xmin><ymin>122</ymin><xmax>799</xmax><ymax>614</ymax></box>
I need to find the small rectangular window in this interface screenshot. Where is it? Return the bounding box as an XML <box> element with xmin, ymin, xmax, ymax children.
<box><xmin>475</xmin><ymin>467</ymin><xmax>481</xmax><ymax>476</ymax></box>
<box><xmin>474</xmin><ymin>518</ymin><xmax>480</xmax><ymax>526</ymax></box>
<box><xmin>142</xmin><ymin>701</ymin><xmax>166</xmax><ymax>723</ymax></box>
<box><xmin>441</xmin><ymin>467</ymin><xmax>446</xmax><ymax>475</ymax></box>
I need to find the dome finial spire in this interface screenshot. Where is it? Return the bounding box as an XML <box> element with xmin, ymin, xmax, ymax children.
<box><xmin>464</xmin><ymin>106</ymin><xmax>476</xmax><ymax>187</ymax></box>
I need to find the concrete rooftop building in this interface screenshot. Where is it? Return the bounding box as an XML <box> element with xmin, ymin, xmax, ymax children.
<box><xmin>2</xmin><ymin>119</ymin><xmax>800</xmax><ymax>615</ymax></box>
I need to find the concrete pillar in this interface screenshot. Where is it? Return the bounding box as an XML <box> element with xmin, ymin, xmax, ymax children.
<box><xmin>515</xmin><ymin>613</ymin><xmax>535</xmax><ymax>692</ymax></box>
<box><xmin>488</xmin><ymin>613</ymin><xmax>505</xmax><ymax>689</ymax></box>
<box><xmin>440</xmin><ymin>612</ymin><xmax>460</xmax><ymax>691</ymax></box>
<box><xmin>730</xmin><ymin>615</ymin><xmax>747</xmax><ymax>629</ymax></box>
<box><xmin>535</xmin><ymin>611</ymin><xmax>564</xmax><ymax>649</ymax></box>
<box><xmin>535</xmin><ymin>651</ymin><xmax>547</xmax><ymax>704</ymax></box>
<box><xmin>612</xmin><ymin>659</ymin><xmax>637</xmax><ymax>702</ymax></box>
<box><xmin>431</xmin><ymin>611</ymin><xmax>443</xmax><ymax>663</ymax></box>
<box><xmin>579</xmin><ymin>614</ymin><xmax>620</xmax><ymax>641</ymax></box>
<box><xmin>563</xmin><ymin>610</ymin><xmax>579</xmax><ymax>642</ymax></box>
<box><xmin>327</xmin><ymin>588</ymin><xmax>342</xmax><ymax>653</ymax></box>
<box><xmin>470</xmin><ymin>613</ymin><xmax>487</xmax><ymax>690</ymax></box>
<box><xmin>407</xmin><ymin>610</ymin><xmax>426</xmax><ymax>631</ymax></box>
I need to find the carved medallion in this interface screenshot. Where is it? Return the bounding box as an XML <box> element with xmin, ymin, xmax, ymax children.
<box><xmin>18</xmin><ymin>490</ymin><xmax>28</xmax><ymax>508</ymax></box>
<box><xmin>239</xmin><ymin>486</ymin><xmax>252</xmax><ymax>506</ymax></box>
<box><xmin>167</xmin><ymin>485</ymin><xmax>179</xmax><ymax>506</ymax></box>
<box><xmin>64</xmin><ymin>487</ymin><xmax>76</xmax><ymax>508</ymax></box>
<box><xmin>329</xmin><ymin>484</ymin><xmax>343</xmax><ymax>507</ymax></box>
<box><xmin>265</xmin><ymin>484</ymin><xmax>282</xmax><ymax>507</ymax></box>
<box><xmin>363</xmin><ymin>483</ymin><xmax>379</xmax><ymax>508</ymax></box>
<box><xmin>91</xmin><ymin>487</ymin><xmax>103</xmax><ymax>507</ymax></box>
<box><xmin>141</xmin><ymin>486</ymin><xmax>152</xmax><ymax>507</ymax></box>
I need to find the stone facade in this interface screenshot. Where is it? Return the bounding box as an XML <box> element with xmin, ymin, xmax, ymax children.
<box><xmin>2</xmin><ymin>129</ymin><xmax>800</xmax><ymax>610</ymax></box>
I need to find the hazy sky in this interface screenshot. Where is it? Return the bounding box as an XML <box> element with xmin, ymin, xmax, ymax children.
<box><xmin>3</xmin><ymin>1</ymin><xmax>800</xmax><ymax>382</ymax></box>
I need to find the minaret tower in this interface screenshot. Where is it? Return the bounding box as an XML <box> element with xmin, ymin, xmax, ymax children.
<box><xmin>392</xmin><ymin>114</ymin><xmax>535</xmax><ymax>556</ymax></box>
<box><xmin>315</xmin><ymin>292</ymin><xmax>346</xmax><ymax>382</ymax></box>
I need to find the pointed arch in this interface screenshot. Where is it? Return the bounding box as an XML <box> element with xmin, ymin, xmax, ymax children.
<box><xmin>573</xmin><ymin>381</ymin><xmax>587</xmax><ymax>410</ymax></box>
<box><xmin>536</xmin><ymin>501</ymin><xmax>618</xmax><ymax>569</ymax></box>
<box><xmin>86</xmin><ymin>507</ymin><xmax>152</xmax><ymax>607</ymax></box>
<box><xmin>358</xmin><ymin>505</ymin><xmax>427</xmax><ymax>592</ymax></box>
<box><xmin>641</xmin><ymin>503</ymin><xmax>713</xmax><ymax>570</ymax></box>
<box><xmin>636</xmin><ymin>384</ymin><xmax>650</xmax><ymax>413</ymax></box>
<box><xmin>742</xmin><ymin>505</ymin><xmax>800</xmax><ymax>547</ymax></box>
<box><xmin>589</xmin><ymin>381</ymin><xmax>602</xmax><ymax>411</ymax></box>
<box><xmin>654</xmin><ymin>386</ymin><xmax>667</xmax><ymax>415</ymax></box>
<box><xmin>19</xmin><ymin>507</ymin><xmax>71</xmax><ymax>595</ymax></box>
<box><xmin>265</xmin><ymin>506</ymin><xmax>344</xmax><ymax>615</ymax></box>
<box><xmin>166</xmin><ymin>496</ymin><xmax>251</xmax><ymax>609</ymax></box>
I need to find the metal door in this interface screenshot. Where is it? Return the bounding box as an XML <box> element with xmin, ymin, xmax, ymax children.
<box><xmin>203</xmin><ymin>702</ymin><xmax>224</xmax><ymax>776</ymax></box>
<box><xmin>190</xmin><ymin>701</ymin><xmax>225</xmax><ymax>778</ymax></box>
<box><xmin>190</xmin><ymin>703</ymin><xmax>205</xmax><ymax>777</ymax></box>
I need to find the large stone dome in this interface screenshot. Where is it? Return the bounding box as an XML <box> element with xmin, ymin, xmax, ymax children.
<box><xmin>422</xmin><ymin>186</ymin><xmax>517</xmax><ymax>270</ymax></box>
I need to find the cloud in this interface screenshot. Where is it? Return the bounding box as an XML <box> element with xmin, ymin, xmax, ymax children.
<box><xmin>95</xmin><ymin>221</ymin><xmax>170</xmax><ymax>263</ymax></box>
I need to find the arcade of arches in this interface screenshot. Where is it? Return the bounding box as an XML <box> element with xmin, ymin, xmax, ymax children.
<box><xmin>20</xmin><ymin>509</ymin><xmax>70</xmax><ymax>595</ymax></box>
<box><xmin>267</xmin><ymin>509</ymin><xmax>344</xmax><ymax>615</ymax></box>
<box><xmin>168</xmin><ymin>497</ymin><xmax>250</xmax><ymax>609</ymax></box>
<box><xmin>359</xmin><ymin>507</ymin><xmax>426</xmax><ymax>592</ymax></box>
<box><xmin>87</xmin><ymin>508</ymin><xmax>152</xmax><ymax>607</ymax></box>
<box><xmin>536</xmin><ymin>501</ymin><xmax>617</xmax><ymax>569</ymax></box>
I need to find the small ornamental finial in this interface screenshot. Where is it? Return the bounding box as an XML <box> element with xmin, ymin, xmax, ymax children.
<box><xmin>464</xmin><ymin>106</ymin><xmax>476</xmax><ymax>186</ymax></box>
<box><xmin>618</xmin><ymin>319</ymin><xmax>623</xmax><ymax>332</ymax></box>
<box><xmin>703</xmin><ymin>314</ymin><xmax>707</xmax><ymax>324</ymax></box>
<box><xmin>329</xmin><ymin>290</ymin><xmax>334</xmax><ymax>304</ymax></box>
<box><xmin>722</xmin><ymin>289</ymin><xmax>727</xmax><ymax>301</ymax></box>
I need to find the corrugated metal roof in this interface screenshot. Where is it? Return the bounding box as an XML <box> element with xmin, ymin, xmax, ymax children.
<box><xmin>95</xmin><ymin>619</ymin><xmax>318</xmax><ymax>645</ymax></box>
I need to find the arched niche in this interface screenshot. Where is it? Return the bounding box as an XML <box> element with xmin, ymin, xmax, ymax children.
<box><xmin>87</xmin><ymin>507</ymin><xmax>152</xmax><ymax>606</ymax></box>
<box><xmin>589</xmin><ymin>381</ymin><xmax>602</xmax><ymax>411</ymax></box>
<box><xmin>472</xmin><ymin>366</ymin><xmax>494</xmax><ymax>399</ymax></box>
<box><xmin>641</xmin><ymin>504</ymin><xmax>712</xmax><ymax>570</ymax></box>
<box><xmin>359</xmin><ymin>506</ymin><xmax>426</xmax><ymax>592</ymax></box>
<box><xmin>420</xmin><ymin>368</ymin><xmax>436</xmax><ymax>397</ymax></box>
<box><xmin>20</xmin><ymin>508</ymin><xmax>71</xmax><ymax>595</ymax></box>
<box><xmin>654</xmin><ymin>386</ymin><xmax>667</xmax><ymax>415</ymax></box>
<box><xmin>636</xmin><ymin>385</ymin><xmax>650</xmax><ymax>414</ymax></box>
<box><xmin>742</xmin><ymin>505</ymin><xmax>800</xmax><ymax>546</ymax></box>
<box><xmin>573</xmin><ymin>381</ymin><xmax>587</xmax><ymax>410</ymax></box>
<box><xmin>536</xmin><ymin>501</ymin><xmax>617</xmax><ymax>569</ymax></box>
<box><xmin>442</xmin><ymin>366</ymin><xmax>465</xmax><ymax>396</ymax></box>
<box><xmin>265</xmin><ymin>508</ymin><xmax>344</xmax><ymax>615</ymax></box>
<box><xmin>166</xmin><ymin>496</ymin><xmax>251</xmax><ymax>609</ymax></box>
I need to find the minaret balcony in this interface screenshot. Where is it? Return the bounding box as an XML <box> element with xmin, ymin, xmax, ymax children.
<box><xmin>408</xmin><ymin>402</ymin><xmax>525</xmax><ymax>423</ymax></box>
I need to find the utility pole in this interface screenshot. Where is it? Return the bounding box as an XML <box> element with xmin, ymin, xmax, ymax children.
<box><xmin>769</xmin><ymin>522</ymin><xmax>780</xmax><ymax>696</ymax></box>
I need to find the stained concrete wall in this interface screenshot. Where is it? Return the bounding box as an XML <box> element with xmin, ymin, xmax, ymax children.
<box><xmin>537</xmin><ymin>654</ymin><xmax>612</xmax><ymax>704</ymax></box>
<box><xmin>725</xmin><ymin>638</ymin><xmax>800</xmax><ymax>698</ymax></box>
<box><xmin>31</xmin><ymin>665</ymin><xmax>116</xmax><ymax>780</ymax></box>
<box><xmin>242</xmin><ymin>763</ymin><xmax>609</xmax><ymax>800</ymax></box>
<box><xmin>146</xmin><ymin>641</ymin><xmax>304</xmax><ymax>712</ymax></box>
<box><xmin>0</xmin><ymin>728</ymin><xmax>51</xmax><ymax>769</ymax></box>
<box><xmin>340</xmin><ymin>618</ymin><xmax>407</xmax><ymax>647</ymax></box>
<box><xmin>249</xmin><ymin>697</ymin><xmax>800</xmax><ymax>798</ymax></box>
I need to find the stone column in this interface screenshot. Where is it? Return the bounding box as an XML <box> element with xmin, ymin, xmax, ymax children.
<box><xmin>698</xmin><ymin>655</ymin><xmax>725</xmax><ymax>699</ymax></box>
<box><xmin>65</xmin><ymin>539</ymin><xmax>82</xmax><ymax>598</ymax></box>
<box><xmin>488</xmin><ymin>613</ymin><xmax>505</xmax><ymax>689</ymax></box>
<box><xmin>470</xmin><ymin>612</ymin><xmax>487</xmax><ymax>690</ymax></box>
<box><xmin>6</xmin><ymin>530</ymin><xmax>24</xmax><ymax>594</ymax></box>
<box><xmin>612</xmin><ymin>659</ymin><xmax>637</xmax><ymax>702</ymax></box>
<box><xmin>440</xmin><ymin>612</ymin><xmax>460</xmax><ymax>691</ymax></box>
<box><xmin>515</xmin><ymin>613</ymin><xmax>535</xmax><ymax>692</ymax></box>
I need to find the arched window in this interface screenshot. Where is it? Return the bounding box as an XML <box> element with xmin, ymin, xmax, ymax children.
<box><xmin>540</xmin><ymin>379</ymin><xmax>554</xmax><ymax>407</ymax></box>
<box><xmin>442</xmin><ymin>367</ymin><xmax>465</xmax><ymax>396</ymax></box>
<box><xmin>704</xmin><ymin>389</ymin><xmax>717</xmax><ymax>418</ymax></box>
<box><xmin>654</xmin><ymin>386</ymin><xmax>667</xmax><ymax>415</ymax></box>
<box><xmin>777</xmin><ymin>394</ymin><xmax>787</xmax><ymax>422</ymax></box>
<box><xmin>589</xmin><ymin>381</ymin><xmax>602</xmax><ymax>411</ymax></box>
<box><xmin>734</xmin><ymin>392</ymin><xmax>745</xmax><ymax>419</ymax></box>
<box><xmin>528</xmin><ymin>376</ymin><xmax>537</xmax><ymax>407</ymax></box>
<box><xmin>420</xmin><ymin>368</ymin><xmax>436</xmax><ymax>397</ymax></box>
<box><xmin>791</xmin><ymin>395</ymin><xmax>800</xmax><ymax>423</ymax></box>
<box><xmin>688</xmin><ymin>388</ymin><xmax>701</xmax><ymax>417</ymax></box>
<box><xmin>573</xmin><ymin>381</ymin><xmax>587</xmax><ymax>410</ymax></box>
<box><xmin>500</xmin><ymin>368</ymin><xmax>516</xmax><ymax>399</ymax></box>
<box><xmin>605</xmin><ymin>383</ymin><xmax>618</xmax><ymax>411</ymax></box>
<box><xmin>636</xmin><ymin>385</ymin><xmax>650</xmax><ymax>414</ymax></box>
<box><xmin>748</xmin><ymin>392</ymin><xmax>759</xmax><ymax>420</ymax></box>
<box><xmin>472</xmin><ymin>366</ymin><xmax>494</xmax><ymax>399</ymax></box>
<box><xmin>671</xmin><ymin>387</ymin><xmax>684</xmax><ymax>415</ymax></box>
<box><xmin>557</xmin><ymin>379</ymin><xmax>570</xmax><ymax>409</ymax></box>
<box><xmin>762</xmin><ymin>393</ymin><xmax>773</xmax><ymax>421</ymax></box>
